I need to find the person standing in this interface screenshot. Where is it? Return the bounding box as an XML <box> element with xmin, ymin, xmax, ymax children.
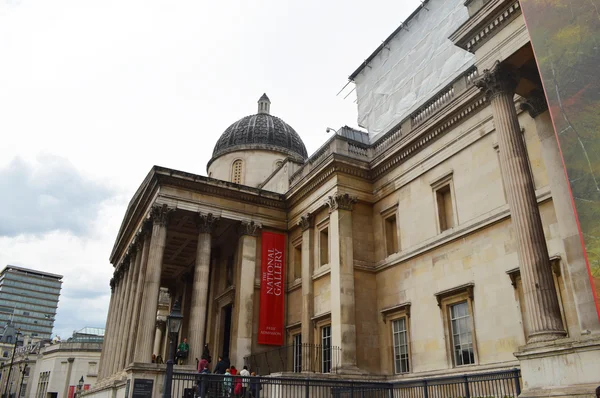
<box><xmin>223</xmin><ymin>368</ymin><xmax>233</xmax><ymax>397</ymax></box>
<box><xmin>176</xmin><ymin>337</ymin><xmax>190</xmax><ymax>365</ymax></box>
<box><xmin>240</xmin><ymin>366</ymin><xmax>250</xmax><ymax>398</ymax></box>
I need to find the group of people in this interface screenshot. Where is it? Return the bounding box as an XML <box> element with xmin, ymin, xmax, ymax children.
<box><xmin>196</xmin><ymin>349</ymin><xmax>262</xmax><ymax>397</ymax></box>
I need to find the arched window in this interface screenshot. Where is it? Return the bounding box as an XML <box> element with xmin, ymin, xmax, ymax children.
<box><xmin>232</xmin><ymin>159</ymin><xmax>243</xmax><ymax>184</ymax></box>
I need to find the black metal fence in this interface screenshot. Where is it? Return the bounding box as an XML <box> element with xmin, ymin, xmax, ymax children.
<box><xmin>171</xmin><ymin>368</ymin><xmax>521</xmax><ymax>398</ymax></box>
<box><xmin>243</xmin><ymin>344</ymin><xmax>341</xmax><ymax>375</ymax></box>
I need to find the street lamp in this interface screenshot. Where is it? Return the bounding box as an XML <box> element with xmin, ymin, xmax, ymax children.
<box><xmin>18</xmin><ymin>360</ymin><xmax>28</xmax><ymax>398</ymax></box>
<box><xmin>325</xmin><ymin>127</ymin><xmax>338</xmax><ymax>134</ymax></box>
<box><xmin>162</xmin><ymin>300</ymin><xmax>183</xmax><ymax>398</ymax></box>
<box><xmin>3</xmin><ymin>329</ymin><xmax>21</xmax><ymax>398</ymax></box>
<box><xmin>76</xmin><ymin>376</ymin><xmax>84</xmax><ymax>397</ymax></box>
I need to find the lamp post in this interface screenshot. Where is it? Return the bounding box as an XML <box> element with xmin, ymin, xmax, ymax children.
<box><xmin>76</xmin><ymin>376</ymin><xmax>84</xmax><ymax>397</ymax></box>
<box><xmin>3</xmin><ymin>329</ymin><xmax>21</xmax><ymax>398</ymax></box>
<box><xmin>162</xmin><ymin>300</ymin><xmax>183</xmax><ymax>398</ymax></box>
<box><xmin>17</xmin><ymin>360</ymin><xmax>28</xmax><ymax>398</ymax></box>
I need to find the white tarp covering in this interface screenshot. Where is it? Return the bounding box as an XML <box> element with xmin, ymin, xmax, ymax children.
<box><xmin>352</xmin><ymin>0</ymin><xmax>475</xmax><ymax>142</ymax></box>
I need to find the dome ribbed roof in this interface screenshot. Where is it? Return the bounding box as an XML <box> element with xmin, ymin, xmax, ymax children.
<box><xmin>209</xmin><ymin>94</ymin><xmax>308</xmax><ymax>164</ymax></box>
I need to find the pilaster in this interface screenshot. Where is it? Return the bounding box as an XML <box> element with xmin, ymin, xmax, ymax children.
<box><xmin>476</xmin><ymin>61</ymin><xmax>565</xmax><ymax>343</ymax></box>
<box><xmin>235</xmin><ymin>220</ymin><xmax>262</xmax><ymax>367</ymax></box>
<box><xmin>299</xmin><ymin>213</ymin><xmax>315</xmax><ymax>372</ymax></box>
<box><xmin>326</xmin><ymin>193</ymin><xmax>363</xmax><ymax>373</ymax></box>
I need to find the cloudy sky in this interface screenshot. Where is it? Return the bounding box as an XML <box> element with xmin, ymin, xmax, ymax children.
<box><xmin>0</xmin><ymin>0</ymin><xmax>421</xmax><ymax>339</ymax></box>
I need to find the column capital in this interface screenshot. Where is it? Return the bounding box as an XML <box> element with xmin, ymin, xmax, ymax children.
<box><xmin>150</xmin><ymin>204</ymin><xmax>174</xmax><ymax>226</ymax></box>
<box><xmin>520</xmin><ymin>89</ymin><xmax>549</xmax><ymax>118</ymax></box>
<box><xmin>298</xmin><ymin>213</ymin><xmax>314</xmax><ymax>231</ymax></box>
<box><xmin>239</xmin><ymin>220</ymin><xmax>262</xmax><ymax>237</ymax></box>
<box><xmin>326</xmin><ymin>193</ymin><xmax>358</xmax><ymax>213</ymax></box>
<box><xmin>155</xmin><ymin>319</ymin><xmax>166</xmax><ymax>329</ymax></box>
<box><xmin>109</xmin><ymin>278</ymin><xmax>115</xmax><ymax>292</ymax></box>
<box><xmin>195</xmin><ymin>213</ymin><xmax>220</xmax><ymax>234</ymax></box>
<box><xmin>475</xmin><ymin>61</ymin><xmax>519</xmax><ymax>100</ymax></box>
<box><xmin>132</xmin><ymin>236</ymin><xmax>143</xmax><ymax>252</ymax></box>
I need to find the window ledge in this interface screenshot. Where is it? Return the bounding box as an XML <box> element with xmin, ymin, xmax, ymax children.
<box><xmin>434</xmin><ymin>282</ymin><xmax>474</xmax><ymax>307</ymax></box>
<box><xmin>313</xmin><ymin>264</ymin><xmax>331</xmax><ymax>280</ymax></box>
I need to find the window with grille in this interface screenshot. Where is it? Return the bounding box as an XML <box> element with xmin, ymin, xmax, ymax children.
<box><xmin>321</xmin><ymin>326</ymin><xmax>332</xmax><ymax>373</ymax></box>
<box><xmin>231</xmin><ymin>160</ymin><xmax>243</xmax><ymax>184</ymax></box>
<box><xmin>293</xmin><ymin>334</ymin><xmax>302</xmax><ymax>372</ymax></box>
<box><xmin>392</xmin><ymin>318</ymin><xmax>410</xmax><ymax>373</ymax></box>
<box><xmin>450</xmin><ymin>302</ymin><xmax>475</xmax><ymax>366</ymax></box>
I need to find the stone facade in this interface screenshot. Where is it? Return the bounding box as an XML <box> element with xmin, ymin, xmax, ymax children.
<box><xmin>89</xmin><ymin>0</ymin><xmax>600</xmax><ymax>397</ymax></box>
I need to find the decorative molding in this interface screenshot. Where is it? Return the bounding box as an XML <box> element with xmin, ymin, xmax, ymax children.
<box><xmin>196</xmin><ymin>212</ymin><xmax>220</xmax><ymax>234</ymax></box>
<box><xmin>239</xmin><ymin>220</ymin><xmax>262</xmax><ymax>237</ymax></box>
<box><xmin>520</xmin><ymin>89</ymin><xmax>549</xmax><ymax>119</ymax></box>
<box><xmin>454</xmin><ymin>1</ymin><xmax>522</xmax><ymax>53</ymax></box>
<box><xmin>311</xmin><ymin>311</ymin><xmax>331</xmax><ymax>329</ymax></box>
<box><xmin>298</xmin><ymin>213</ymin><xmax>314</xmax><ymax>231</ymax></box>
<box><xmin>326</xmin><ymin>192</ymin><xmax>358</xmax><ymax>213</ymax></box>
<box><xmin>372</xmin><ymin>94</ymin><xmax>487</xmax><ymax>180</ymax></box>
<box><xmin>475</xmin><ymin>61</ymin><xmax>519</xmax><ymax>100</ymax></box>
<box><xmin>434</xmin><ymin>282</ymin><xmax>475</xmax><ymax>307</ymax></box>
<box><xmin>507</xmin><ymin>255</ymin><xmax>562</xmax><ymax>288</ymax></box>
<box><xmin>109</xmin><ymin>278</ymin><xmax>115</xmax><ymax>292</ymax></box>
<box><xmin>150</xmin><ymin>204</ymin><xmax>174</xmax><ymax>226</ymax></box>
<box><xmin>380</xmin><ymin>302</ymin><xmax>411</xmax><ymax>323</ymax></box>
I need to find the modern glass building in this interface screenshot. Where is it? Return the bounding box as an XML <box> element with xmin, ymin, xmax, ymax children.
<box><xmin>0</xmin><ymin>265</ymin><xmax>62</xmax><ymax>340</ymax></box>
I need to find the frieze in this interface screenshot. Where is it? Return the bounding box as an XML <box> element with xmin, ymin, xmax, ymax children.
<box><xmin>196</xmin><ymin>212</ymin><xmax>220</xmax><ymax>234</ymax></box>
<box><xmin>326</xmin><ymin>193</ymin><xmax>358</xmax><ymax>213</ymax></box>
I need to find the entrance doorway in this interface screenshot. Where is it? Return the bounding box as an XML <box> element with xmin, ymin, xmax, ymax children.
<box><xmin>221</xmin><ymin>304</ymin><xmax>232</xmax><ymax>359</ymax></box>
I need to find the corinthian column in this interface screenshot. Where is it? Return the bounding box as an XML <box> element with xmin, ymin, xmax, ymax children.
<box><xmin>298</xmin><ymin>214</ymin><xmax>315</xmax><ymax>372</ymax></box>
<box><xmin>98</xmin><ymin>278</ymin><xmax>116</xmax><ymax>379</ymax></box>
<box><xmin>234</xmin><ymin>220</ymin><xmax>261</xmax><ymax>367</ymax></box>
<box><xmin>326</xmin><ymin>193</ymin><xmax>361</xmax><ymax>373</ymax></box>
<box><xmin>128</xmin><ymin>222</ymin><xmax>151</xmax><ymax>364</ymax></box>
<box><xmin>476</xmin><ymin>62</ymin><xmax>566</xmax><ymax>342</ymax></box>
<box><xmin>134</xmin><ymin>204</ymin><xmax>173</xmax><ymax>362</ymax></box>
<box><xmin>521</xmin><ymin>92</ymin><xmax>600</xmax><ymax>334</ymax></box>
<box><xmin>111</xmin><ymin>256</ymin><xmax>132</xmax><ymax>374</ymax></box>
<box><xmin>188</xmin><ymin>213</ymin><xmax>219</xmax><ymax>363</ymax></box>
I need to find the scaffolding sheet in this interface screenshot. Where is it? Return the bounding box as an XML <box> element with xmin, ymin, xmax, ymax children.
<box><xmin>353</xmin><ymin>0</ymin><xmax>475</xmax><ymax>142</ymax></box>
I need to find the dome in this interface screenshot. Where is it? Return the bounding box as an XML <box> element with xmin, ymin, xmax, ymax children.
<box><xmin>208</xmin><ymin>94</ymin><xmax>308</xmax><ymax>166</ymax></box>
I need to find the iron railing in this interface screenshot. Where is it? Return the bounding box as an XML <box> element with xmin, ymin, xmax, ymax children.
<box><xmin>243</xmin><ymin>343</ymin><xmax>341</xmax><ymax>375</ymax></box>
<box><xmin>171</xmin><ymin>368</ymin><xmax>522</xmax><ymax>398</ymax></box>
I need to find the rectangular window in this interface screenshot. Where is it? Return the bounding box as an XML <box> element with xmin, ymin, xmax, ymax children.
<box><xmin>319</xmin><ymin>228</ymin><xmax>329</xmax><ymax>266</ymax></box>
<box><xmin>321</xmin><ymin>326</ymin><xmax>332</xmax><ymax>373</ymax></box>
<box><xmin>294</xmin><ymin>245</ymin><xmax>302</xmax><ymax>280</ymax></box>
<box><xmin>385</xmin><ymin>214</ymin><xmax>399</xmax><ymax>256</ymax></box>
<box><xmin>436</xmin><ymin>184</ymin><xmax>455</xmax><ymax>232</ymax></box>
<box><xmin>293</xmin><ymin>334</ymin><xmax>302</xmax><ymax>373</ymax></box>
<box><xmin>450</xmin><ymin>302</ymin><xmax>475</xmax><ymax>366</ymax></box>
<box><xmin>392</xmin><ymin>318</ymin><xmax>409</xmax><ymax>373</ymax></box>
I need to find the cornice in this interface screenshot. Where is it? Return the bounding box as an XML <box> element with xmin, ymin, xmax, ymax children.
<box><xmin>371</xmin><ymin>92</ymin><xmax>486</xmax><ymax>180</ymax></box>
<box><xmin>450</xmin><ymin>0</ymin><xmax>521</xmax><ymax>53</ymax></box>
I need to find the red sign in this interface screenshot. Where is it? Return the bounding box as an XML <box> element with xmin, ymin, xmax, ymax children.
<box><xmin>68</xmin><ymin>386</ymin><xmax>75</xmax><ymax>398</ymax></box>
<box><xmin>258</xmin><ymin>231</ymin><xmax>286</xmax><ymax>345</ymax></box>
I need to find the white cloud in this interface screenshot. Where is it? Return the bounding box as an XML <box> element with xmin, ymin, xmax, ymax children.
<box><xmin>0</xmin><ymin>0</ymin><xmax>423</xmax><ymax>336</ymax></box>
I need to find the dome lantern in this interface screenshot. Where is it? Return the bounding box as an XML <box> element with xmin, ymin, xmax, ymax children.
<box><xmin>258</xmin><ymin>93</ymin><xmax>271</xmax><ymax>115</ymax></box>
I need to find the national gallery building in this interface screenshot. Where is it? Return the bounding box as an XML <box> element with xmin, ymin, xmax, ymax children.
<box><xmin>90</xmin><ymin>0</ymin><xmax>600</xmax><ymax>397</ymax></box>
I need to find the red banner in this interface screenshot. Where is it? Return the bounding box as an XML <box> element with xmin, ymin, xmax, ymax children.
<box><xmin>258</xmin><ymin>231</ymin><xmax>286</xmax><ymax>345</ymax></box>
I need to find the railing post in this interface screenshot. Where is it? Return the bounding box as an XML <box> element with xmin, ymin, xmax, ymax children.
<box><xmin>305</xmin><ymin>378</ymin><xmax>310</xmax><ymax>398</ymax></box>
<box><xmin>350</xmin><ymin>381</ymin><xmax>355</xmax><ymax>398</ymax></box>
<box><xmin>423</xmin><ymin>380</ymin><xmax>428</xmax><ymax>398</ymax></box>
<box><xmin>199</xmin><ymin>375</ymin><xmax>205</xmax><ymax>398</ymax></box>
<box><xmin>464</xmin><ymin>374</ymin><xmax>471</xmax><ymax>398</ymax></box>
<box><xmin>513</xmin><ymin>368</ymin><xmax>521</xmax><ymax>396</ymax></box>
